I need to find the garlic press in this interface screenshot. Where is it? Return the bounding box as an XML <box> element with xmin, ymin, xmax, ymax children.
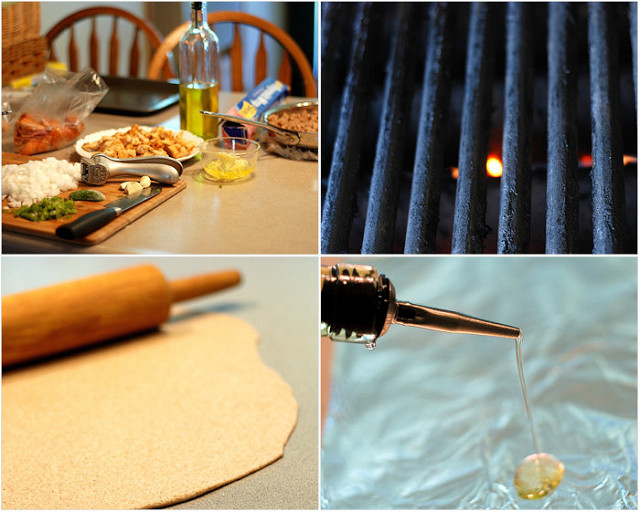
<box><xmin>80</xmin><ymin>153</ymin><xmax>183</xmax><ymax>185</ymax></box>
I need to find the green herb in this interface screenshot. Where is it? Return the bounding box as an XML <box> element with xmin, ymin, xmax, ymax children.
<box><xmin>14</xmin><ymin>197</ymin><xmax>77</xmax><ymax>222</ymax></box>
<box><xmin>69</xmin><ymin>189</ymin><xmax>106</xmax><ymax>202</ymax></box>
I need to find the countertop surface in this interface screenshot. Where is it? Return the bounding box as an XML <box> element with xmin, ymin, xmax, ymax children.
<box><xmin>2</xmin><ymin>255</ymin><xmax>319</xmax><ymax>509</ymax></box>
<box><xmin>2</xmin><ymin>91</ymin><xmax>318</xmax><ymax>254</ymax></box>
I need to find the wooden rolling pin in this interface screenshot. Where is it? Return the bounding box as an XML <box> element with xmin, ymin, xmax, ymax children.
<box><xmin>2</xmin><ymin>265</ymin><xmax>241</xmax><ymax>367</ymax></box>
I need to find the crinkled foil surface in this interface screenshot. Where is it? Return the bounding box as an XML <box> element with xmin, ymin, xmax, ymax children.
<box><xmin>321</xmin><ymin>257</ymin><xmax>637</xmax><ymax>509</ymax></box>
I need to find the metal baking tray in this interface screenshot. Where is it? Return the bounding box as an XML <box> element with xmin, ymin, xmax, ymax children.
<box><xmin>95</xmin><ymin>76</ymin><xmax>179</xmax><ymax>116</ymax></box>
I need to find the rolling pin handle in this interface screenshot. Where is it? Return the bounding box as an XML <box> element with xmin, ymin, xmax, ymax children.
<box><xmin>169</xmin><ymin>270</ymin><xmax>242</xmax><ymax>303</ymax></box>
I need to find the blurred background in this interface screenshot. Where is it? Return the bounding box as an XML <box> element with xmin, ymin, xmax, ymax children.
<box><xmin>10</xmin><ymin>1</ymin><xmax>317</xmax><ymax>96</ymax></box>
<box><xmin>321</xmin><ymin>256</ymin><xmax>637</xmax><ymax>509</ymax></box>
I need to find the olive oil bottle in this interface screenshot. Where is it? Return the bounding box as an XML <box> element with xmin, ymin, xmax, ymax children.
<box><xmin>179</xmin><ymin>2</ymin><xmax>219</xmax><ymax>139</ymax></box>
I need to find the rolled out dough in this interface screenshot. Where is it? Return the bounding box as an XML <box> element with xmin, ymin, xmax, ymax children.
<box><xmin>2</xmin><ymin>313</ymin><xmax>298</xmax><ymax>509</ymax></box>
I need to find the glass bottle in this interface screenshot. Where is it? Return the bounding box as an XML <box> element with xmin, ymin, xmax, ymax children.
<box><xmin>179</xmin><ymin>2</ymin><xmax>219</xmax><ymax>139</ymax></box>
<box><xmin>321</xmin><ymin>263</ymin><xmax>520</xmax><ymax>350</ymax></box>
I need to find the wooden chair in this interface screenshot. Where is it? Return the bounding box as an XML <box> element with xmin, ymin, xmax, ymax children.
<box><xmin>45</xmin><ymin>6</ymin><xmax>172</xmax><ymax>78</ymax></box>
<box><xmin>147</xmin><ymin>11</ymin><xmax>317</xmax><ymax>97</ymax></box>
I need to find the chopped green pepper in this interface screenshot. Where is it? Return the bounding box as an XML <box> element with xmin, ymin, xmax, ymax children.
<box><xmin>13</xmin><ymin>197</ymin><xmax>77</xmax><ymax>222</ymax></box>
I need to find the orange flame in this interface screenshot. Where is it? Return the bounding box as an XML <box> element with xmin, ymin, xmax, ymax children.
<box><xmin>450</xmin><ymin>157</ymin><xmax>503</xmax><ymax>179</ymax></box>
<box><xmin>579</xmin><ymin>154</ymin><xmax>637</xmax><ymax>167</ymax></box>
<box><xmin>579</xmin><ymin>154</ymin><xmax>593</xmax><ymax>167</ymax></box>
<box><xmin>452</xmin><ymin>154</ymin><xmax>635</xmax><ymax>180</ymax></box>
<box><xmin>486</xmin><ymin>156</ymin><xmax>503</xmax><ymax>178</ymax></box>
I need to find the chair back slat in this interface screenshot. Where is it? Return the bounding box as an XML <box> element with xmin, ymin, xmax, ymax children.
<box><xmin>109</xmin><ymin>17</ymin><xmax>119</xmax><ymax>75</ymax></box>
<box><xmin>129</xmin><ymin>27</ymin><xmax>140</xmax><ymax>77</ymax></box>
<box><xmin>46</xmin><ymin>6</ymin><xmax>167</xmax><ymax>79</ymax></box>
<box><xmin>278</xmin><ymin>52</ymin><xmax>292</xmax><ymax>87</ymax></box>
<box><xmin>255</xmin><ymin>31</ymin><xmax>267</xmax><ymax>86</ymax></box>
<box><xmin>90</xmin><ymin>18</ymin><xmax>99</xmax><ymax>71</ymax></box>
<box><xmin>68</xmin><ymin>26</ymin><xmax>78</xmax><ymax>71</ymax></box>
<box><xmin>229</xmin><ymin>23</ymin><xmax>243</xmax><ymax>91</ymax></box>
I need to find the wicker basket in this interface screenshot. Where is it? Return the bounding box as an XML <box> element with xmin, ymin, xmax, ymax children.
<box><xmin>2</xmin><ymin>2</ymin><xmax>41</xmax><ymax>48</ymax></box>
<box><xmin>2</xmin><ymin>36</ymin><xmax>47</xmax><ymax>85</ymax></box>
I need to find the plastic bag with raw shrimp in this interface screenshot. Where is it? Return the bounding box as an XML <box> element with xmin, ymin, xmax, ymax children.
<box><xmin>13</xmin><ymin>67</ymin><xmax>108</xmax><ymax>155</ymax></box>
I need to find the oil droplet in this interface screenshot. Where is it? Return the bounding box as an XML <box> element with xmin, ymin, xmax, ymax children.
<box><xmin>514</xmin><ymin>452</ymin><xmax>565</xmax><ymax>499</ymax></box>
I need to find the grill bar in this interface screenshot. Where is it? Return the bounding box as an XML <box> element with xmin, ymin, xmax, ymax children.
<box><xmin>320</xmin><ymin>2</ymin><xmax>354</xmax><ymax>173</ymax></box>
<box><xmin>545</xmin><ymin>3</ymin><xmax>580</xmax><ymax>254</ymax></box>
<box><xmin>588</xmin><ymin>2</ymin><xmax>626</xmax><ymax>253</ymax></box>
<box><xmin>404</xmin><ymin>3</ymin><xmax>454</xmax><ymax>254</ymax></box>
<box><xmin>362</xmin><ymin>4</ymin><xmax>415</xmax><ymax>253</ymax></box>
<box><xmin>497</xmin><ymin>3</ymin><xmax>534</xmax><ymax>253</ymax></box>
<box><xmin>630</xmin><ymin>2</ymin><xmax>637</xmax><ymax>112</ymax></box>
<box><xmin>321</xmin><ymin>3</ymin><xmax>375</xmax><ymax>253</ymax></box>
<box><xmin>451</xmin><ymin>3</ymin><xmax>495</xmax><ymax>254</ymax></box>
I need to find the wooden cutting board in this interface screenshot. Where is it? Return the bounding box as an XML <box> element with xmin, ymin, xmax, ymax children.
<box><xmin>2</xmin><ymin>153</ymin><xmax>186</xmax><ymax>245</ymax></box>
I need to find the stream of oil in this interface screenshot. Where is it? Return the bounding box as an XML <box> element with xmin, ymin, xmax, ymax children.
<box><xmin>512</xmin><ymin>331</ymin><xmax>565</xmax><ymax>499</ymax></box>
<box><xmin>515</xmin><ymin>332</ymin><xmax>541</xmax><ymax>454</ymax></box>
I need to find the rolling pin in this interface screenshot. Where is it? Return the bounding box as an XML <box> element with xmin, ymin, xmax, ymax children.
<box><xmin>2</xmin><ymin>264</ymin><xmax>241</xmax><ymax>367</ymax></box>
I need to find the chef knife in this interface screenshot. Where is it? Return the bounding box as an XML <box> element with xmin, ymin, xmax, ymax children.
<box><xmin>56</xmin><ymin>185</ymin><xmax>162</xmax><ymax>240</ymax></box>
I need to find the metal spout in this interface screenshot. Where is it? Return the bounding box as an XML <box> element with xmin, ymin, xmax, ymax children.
<box><xmin>393</xmin><ymin>302</ymin><xmax>521</xmax><ymax>339</ymax></box>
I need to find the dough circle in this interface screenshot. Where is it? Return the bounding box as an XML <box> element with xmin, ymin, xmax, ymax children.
<box><xmin>2</xmin><ymin>313</ymin><xmax>298</xmax><ymax>509</ymax></box>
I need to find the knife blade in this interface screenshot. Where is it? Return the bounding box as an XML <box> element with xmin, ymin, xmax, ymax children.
<box><xmin>56</xmin><ymin>185</ymin><xmax>162</xmax><ymax>240</ymax></box>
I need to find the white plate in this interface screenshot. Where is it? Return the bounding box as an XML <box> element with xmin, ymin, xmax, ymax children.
<box><xmin>75</xmin><ymin>125</ymin><xmax>203</xmax><ymax>162</ymax></box>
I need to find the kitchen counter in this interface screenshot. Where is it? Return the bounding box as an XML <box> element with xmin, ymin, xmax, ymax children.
<box><xmin>2</xmin><ymin>92</ymin><xmax>318</xmax><ymax>254</ymax></box>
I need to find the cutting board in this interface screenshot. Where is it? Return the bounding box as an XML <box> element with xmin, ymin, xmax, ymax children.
<box><xmin>2</xmin><ymin>153</ymin><xmax>186</xmax><ymax>245</ymax></box>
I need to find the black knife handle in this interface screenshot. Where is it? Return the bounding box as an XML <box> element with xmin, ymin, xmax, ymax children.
<box><xmin>56</xmin><ymin>208</ymin><xmax>119</xmax><ymax>240</ymax></box>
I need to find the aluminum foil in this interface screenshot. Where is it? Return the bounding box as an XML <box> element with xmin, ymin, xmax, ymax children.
<box><xmin>321</xmin><ymin>257</ymin><xmax>637</xmax><ymax>509</ymax></box>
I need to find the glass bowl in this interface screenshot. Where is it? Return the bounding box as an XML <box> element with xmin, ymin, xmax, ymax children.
<box><xmin>201</xmin><ymin>137</ymin><xmax>260</xmax><ymax>182</ymax></box>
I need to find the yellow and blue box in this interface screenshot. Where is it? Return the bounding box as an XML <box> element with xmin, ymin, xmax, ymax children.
<box><xmin>222</xmin><ymin>78</ymin><xmax>289</xmax><ymax>140</ymax></box>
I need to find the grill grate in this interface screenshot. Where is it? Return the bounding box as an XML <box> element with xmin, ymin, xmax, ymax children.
<box><xmin>321</xmin><ymin>2</ymin><xmax>637</xmax><ymax>254</ymax></box>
